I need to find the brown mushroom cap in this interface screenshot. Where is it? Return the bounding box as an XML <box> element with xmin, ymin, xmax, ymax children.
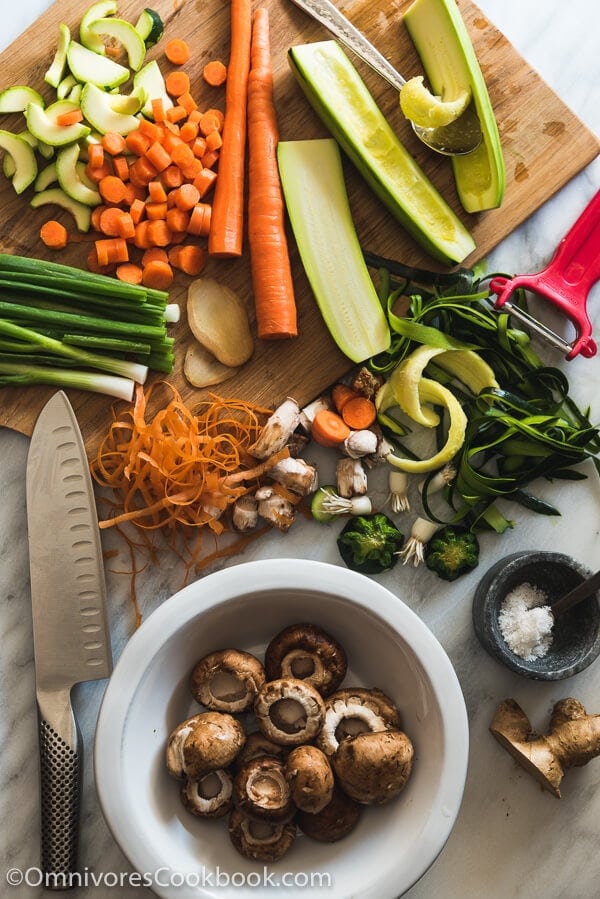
<box><xmin>254</xmin><ymin>678</ymin><xmax>325</xmax><ymax>746</ymax></box>
<box><xmin>316</xmin><ymin>687</ymin><xmax>402</xmax><ymax>757</ymax></box>
<box><xmin>332</xmin><ymin>730</ymin><xmax>414</xmax><ymax>805</ymax></box>
<box><xmin>264</xmin><ymin>623</ymin><xmax>347</xmax><ymax>697</ymax></box>
<box><xmin>234</xmin><ymin>731</ymin><xmax>289</xmax><ymax>771</ymax></box>
<box><xmin>182</xmin><ymin>711</ymin><xmax>246</xmax><ymax>778</ymax></box>
<box><xmin>296</xmin><ymin>785</ymin><xmax>361</xmax><ymax>842</ymax></box>
<box><xmin>228</xmin><ymin>808</ymin><xmax>296</xmax><ymax>862</ymax></box>
<box><xmin>285</xmin><ymin>745</ymin><xmax>334</xmax><ymax>814</ymax></box>
<box><xmin>233</xmin><ymin>756</ymin><xmax>295</xmax><ymax>822</ymax></box>
<box><xmin>190</xmin><ymin>648</ymin><xmax>265</xmax><ymax>713</ymax></box>
<box><xmin>180</xmin><ymin>769</ymin><xmax>233</xmax><ymax>818</ymax></box>
<box><xmin>165</xmin><ymin>715</ymin><xmax>206</xmax><ymax>780</ymax></box>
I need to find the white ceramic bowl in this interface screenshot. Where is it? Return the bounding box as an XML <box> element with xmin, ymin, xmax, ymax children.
<box><xmin>95</xmin><ymin>559</ymin><xmax>468</xmax><ymax>899</ymax></box>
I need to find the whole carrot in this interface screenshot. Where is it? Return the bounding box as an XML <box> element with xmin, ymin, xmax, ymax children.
<box><xmin>246</xmin><ymin>7</ymin><xmax>297</xmax><ymax>339</ymax></box>
<box><xmin>208</xmin><ymin>0</ymin><xmax>252</xmax><ymax>258</ymax></box>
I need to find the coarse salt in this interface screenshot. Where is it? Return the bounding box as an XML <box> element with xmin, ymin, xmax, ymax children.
<box><xmin>498</xmin><ymin>582</ymin><xmax>554</xmax><ymax>661</ymax></box>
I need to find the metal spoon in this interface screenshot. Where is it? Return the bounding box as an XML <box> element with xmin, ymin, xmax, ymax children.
<box><xmin>289</xmin><ymin>0</ymin><xmax>483</xmax><ymax>156</ymax></box>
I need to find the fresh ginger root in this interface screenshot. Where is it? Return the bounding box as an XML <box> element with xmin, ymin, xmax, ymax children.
<box><xmin>489</xmin><ymin>697</ymin><xmax>600</xmax><ymax>798</ymax></box>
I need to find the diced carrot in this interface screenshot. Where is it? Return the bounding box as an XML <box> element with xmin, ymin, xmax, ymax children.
<box><xmin>115</xmin><ymin>262</ymin><xmax>143</xmax><ymax>284</ymax></box>
<box><xmin>115</xmin><ymin>211</ymin><xmax>135</xmax><ymax>239</ymax></box>
<box><xmin>95</xmin><ymin>237</ymin><xmax>129</xmax><ymax>265</ymax></box>
<box><xmin>129</xmin><ymin>156</ymin><xmax>159</xmax><ymax>186</ymax></box>
<box><xmin>193</xmin><ymin>167</ymin><xmax>217</xmax><ymax>197</ymax></box>
<box><xmin>161</xmin><ymin>165</ymin><xmax>184</xmax><ymax>190</ymax></box>
<box><xmin>332</xmin><ymin>383</ymin><xmax>361</xmax><ymax>414</ymax></box>
<box><xmin>179</xmin><ymin>121</ymin><xmax>199</xmax><ymax>142</ymax></box>
<box><xmin>162</xmin><ymin>131</ymin><xmax>185</xmax><ymax>154</ymax></box>
<box><xmin>102</xmin><ymin>131</ymin><xmax>126</xmax><ymax>155</ymax></box>
<box><xmin>112</xmin><ymin>155</ymin><xmax>130</xmax><ymax>181</ymax></box>
<box><xmin>165</xmin><ymin>70</ymin><xmax>191</xmax><ymax>98</ymax></box>
<box><xmin>145</xmin><ymin>141</ymin><xmax>172</xmax><ymax>172</ymax></box>
<box><xmin>311</xmin><ymin>410</ymin><xmax>351</xmax><ymax>447</ymax></box>
<box><xmin>87</xmin><ymin>247</ymin><xmax>113</xmax><ymax>274</ymax></box>
<box><xmin>172</xmin><ymin>182</ymin><xmax>200</xmax><ymax>211</ymax></box>
<box><xmin>177</xmin><ymin>91</ymin><xmax>198</xmax><ymax>115</ymax></box>
<box><xmin>86</xmin><ymin>160</ymin><xmax>113</xmax><ymax>183</ymax></box>
<box><xmin>187</xmin><ymin>203</ymin><xmax>212</xmax><ymax>237</ymax></box>
<box><xmin>147</xmin><ymin>219</ymin><xmax>172</xmax><ymax>247</ymax></box>
<box><xmin>141</xmin><ymin>247</ymin><xmax>169</xmax><ymax>266</ymax></box>
<box><xmin>133</xmin><ymin>220</ymin><xmax>152</xmax><ymax>249</ymax></box>
<box><xmin>148</xmin><ymin>180</ymin><xmax>168</xmax><ymax>203</ymax></box>
<box><xmin>191</xmin><ymin>136</ymin><xmax>208</xmax><ymax>158</ymax></box>
<box><xmin>188</xmin><ymin>109</ymin><xmax>202</xmax><ymax>125</ymax></box>
<box><xmin>205</xmin><ymin>130</ymin><xmax>222</xmax><ymax>152</ymax></box>
<box><xmin>170</xmin><ymin>142</ymin><xmax>195</xmax><ymax>170</ymax></box>
<box><xmin>201</xmin><ymin>149</ymin><xmax>219</xmax><ymax>170</ymax></box>
<box><xmin>170</xmin><ymin>243</ymin><xmax>206</xmax><ymax>275</ymax></box>
<box><xmin>203</xmin><ymin>60</ymin><xmax>227</xmax><ymax>87</ymax></box>
<box><xmin>57</xmin><ymin>108</ymin><xmax>83</xmax><ymax>126</ymax></box>
<box><xmin>99</xmin><ymin>206</ymin><xmax>128</xmax><ymax>236</ymax></box>
<box><xmin>125</xmin><ymin>129</ymin><xmax>151</xmax><ymax>156</ymax></box>
<box><xmin>122</xmin><ymin>183</ymin><xmax>137</xmax><ymax>206</ymax></box>
<box><xmin>165</xmin><ymin>38</ymin><xmax>190</xmax><ymax>65</ymax></box>
<box><xmin>166</xmin><ymin>207</ymin><xmax>190</xmax><ymax>232</ymax></box>
<box><xmin>151</xmin><ymin>98</ymin><xmax>166</xmax><ymax>122</ymax></box>
<box><xmin>129</xmin><ymin>198</ymin><xmax>146</xmax><ymax>224</ymax></box>
<box><xmin>142</xmin><ymin>259</ymin><xmax>174</xmax><ymax>289</ymax></box>
<box><xmin>198</xmin><ymin>110</ymin><xmax>223</xmax><ymax>136</ymax></box>
<box><xmin>91</xmin><ymin>204</ymin><xmax>108</xmax><ymax>231</ymax></box>
<box><xmin>340</xmin><ymin>396</ymin><xmax>377</xmax><ymax>430</ymax></box>
<box><xmin>87</xmin><ymin>143</ymin><xmax>105</xmax><ymax>169</ymax></box>
<box><xmin>98</xmin><ymin>175</ymin><xmax>129</xmax><ymax>205</ymax></box>
<box><xmin>40</xmin><ymin>219</ymin><xmax>68</xmax><ymax>249</ymax></box>
<box><xmin>105</xmin><ymin>45</ymin><xmax>123</xmax><ymax>60</ymax></box>
<box><xmin>146</xmin><ymin>201</ymin><xmax>168</xmax><ymax>220</ymax></box>
<box><xmin>169</xmin><ymin>229</ymin><xmax>187</xmax><ymax>244</ymax></box>
<box><xmin>166</xmin><ymin>105</ymin><xmax>187</xmax><ymax>123</ymax></box>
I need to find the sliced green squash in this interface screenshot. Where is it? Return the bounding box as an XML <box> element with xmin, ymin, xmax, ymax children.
<box><xmin>288</xmin><ymin>40</ymin><xmax>475</xmax><ymax>265</ymax></box>
<box><xmin>0</xmin><ymin>86</ymin><xmax>45</xmax><ymax>114</ymax></box>
<box><xmin>278</xmin><ymin>138</ymin><xmax>390</xmax><ymax>364</ymax></box>
<box><xmin>26</xmin><ymin>100</ymin><xmax>91</xmax><ymax>146</ymax></box>
<box><xmin>134</xmin><ymin>8</ymin><xmax>164</xmax><ymax>48</ymax></box>
<box><xmin>45</xmin><ymin>23</ymin><xmax>71</xmax><ymax>88</ymax></box>
<box><xmin>34</xmin><ymin>160</ymin><xmax>59</xmax><ymax>192</ymax></box>
<box><xmin>80</xmin><ymin>82</ymin><xmax>141</xmax><ymax>134</ymax></box>
<box><xmin>403</xmin><ymin>0</ymin><xmax>505</xmax><ymax>212</ymax></box>
<box><xmin>30</xmin><ymin>187</ymin><xmax>92</xmax><ymax>232</ymax></box>
<box><xmin>133</xmin><ymin>60</ymin><xmax>173</xmax><ymax>118</ymax></box>
<box><xmin>0</xmin><ymin>130</ymin><xmax>37</xmax><ymax>193</ymax></box>
<box><xmin>56</xmin><ymin>143</ymin><xmax>102</xmax><ymax>206</ymax></box>
<box><xmin>80</xmin><ymin>0</ymin><xmax>118</xmax><ymax>54</ymax></box>
<box><xmin>66</xmin><ymin>40</ymin><xmax>130</xmax><ymax>89</ymax></box>
<box><xmin>87</xmin><ymin>17</ymin><xmax>147</xmax><ymax>71</ymax></box>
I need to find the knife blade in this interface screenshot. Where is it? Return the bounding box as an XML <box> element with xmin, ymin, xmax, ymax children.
<box><xmin>26</xmin><ymin>390</ymin><xmax>112</xmax><ymax>887</ymax></box>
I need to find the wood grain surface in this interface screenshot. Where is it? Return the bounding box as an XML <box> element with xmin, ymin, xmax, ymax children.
<box><xmin>0</xmin><ymin>0</ymin><xmax>598</xmax><ymax>455</ymax></box>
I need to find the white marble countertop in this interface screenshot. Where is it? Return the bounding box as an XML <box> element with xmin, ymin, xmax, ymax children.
<box><xmin>1</xmin><ymin>1</ymin><xmax>599</xmax><ymax>897</ymax></box>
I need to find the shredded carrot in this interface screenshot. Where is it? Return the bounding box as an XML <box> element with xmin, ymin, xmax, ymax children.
<box><xmin>40</xmin><ymin>219</ymin><xmax>68</xmax><ymax>249</ymax></box>
<box><xmin>311</xmin><ymin>410</ymin><xmax>351</xmax><ymax>447</ymax></box>
<box><xmin>165</xmin><ymin>70</ymin><xmax>191</xmax><ymax>97</ymax></box>
<box><xmin>246</xmin><ymin>7</ymin><xmax>297</xmax><ymax>339</ymax></box>
<box><xmin>165</xmin><ymin>38</ymin><xmax>190</xmax><ymax>65</ymax></box>
<box><xmin>203</xmin><ymin>59</ymin><xmax>228</xmax><ymax>87</ymax></box>
<box><xmin>340</xmin><ymin>396</ymin><xmax>377</xmax><ymax>430</ymax></box>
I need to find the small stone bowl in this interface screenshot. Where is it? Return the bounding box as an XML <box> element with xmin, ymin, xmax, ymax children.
<box><xmin>472</xmin><ymin>551</ymin><xmax>600</xmax><ymax>680</ymax></box>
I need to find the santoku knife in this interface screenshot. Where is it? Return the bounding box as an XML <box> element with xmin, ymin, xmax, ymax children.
<box><xmin>26</xmin><ymin>391</ymin><xmax>112</xmax><ymax>888</ymax></box>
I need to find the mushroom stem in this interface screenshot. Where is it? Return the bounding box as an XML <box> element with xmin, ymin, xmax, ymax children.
<box><xmin>336</xmin><ymin>457</ymin><xmax>368</xmax><ymax>499</ymax></box>
<box><xmin>269</xmin><ymin>457</ymin><xmax>318</xmax><ymax>496</ymax></box>
<box><xmin>249</xmin><ymin>398</ymin><xmax>301</xmax><ymax>459</ymax></box>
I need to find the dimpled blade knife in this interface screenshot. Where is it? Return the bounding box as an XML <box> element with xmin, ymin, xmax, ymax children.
<box><xmin>26</xmin><ymin>391</ymin><xmax>112</xmax><ymax>887</ymax></box>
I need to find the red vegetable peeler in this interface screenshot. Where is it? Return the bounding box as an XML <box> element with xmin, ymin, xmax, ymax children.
<box><xmin>490</xmin><ymin>189</ymin><xmax>600</xmax><ymax>360</ymax></box>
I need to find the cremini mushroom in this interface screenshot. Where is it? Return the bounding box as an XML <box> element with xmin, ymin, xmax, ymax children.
<box><xmin>231</xmin><ymin>495</ymin><xmax>259</xmax><ymax>532</ymax></box>
<box><xmin>228</xmin><ymin>808</ymin><xmax>296</xmax><ymax>862</ymax></box>
<box><xmin>285</xmin><ymin>745</ymin><xmax>334</xmax><ymax>814</ymax></box>
<box><xmin>316</xmin><ymin>687</ymin><xmax>402</xmax><ymax>756</ymax></box>
<box><xmin>190</xmin><ymin>649</ymin><xmax>265</xmax><ymax>713</ymax></box>
<box><xmin>165</xmin><ymin>715</ymin><xmax>205</xmax><ymax>780</ymax></box>
<box><xmin>264</xmin><ymin>623</ymin><xmax>348</xmax><ymax>697</ymax></box>
<box><xmin>182</xmin><ymin>711</ymin><xmax>246</xmax><ymax>779</ymax></box>
<box><xmin>332</xmin><ymin>730</ymin><xmax>414</xmax><ymax>805</ymax></box>
<box><xmin>254</xmin><ymin>678</ymin><xmax>325</xmax><ymax>746</ymax></box>
<box><xmin>180</xmin><ymin>769</ymin><xmax>233</xmax><ymax>818</ymax></box>
<box><xmin>296</xmin><ymin>785</ymin><xmax>361</xmax><ymax>842</ymax></box>
<box><xmin>235</xmin><ymin>731</ymin><xmax>289</xmax><ymax>770</ymax></box>
<box><xmin>233</xmin><ymin>756</ymin><xmax>295</xmax><ymax>822</ymax></box>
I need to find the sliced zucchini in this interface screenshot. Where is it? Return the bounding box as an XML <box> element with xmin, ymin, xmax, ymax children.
<box><xmin>80</xmin><ymin>82</ymin><xmax>141</xmax><ymax>135</ymax></box>
<box><xmin>0</xmin><ymin>130</ymin><xmax>38</xmax><ymax>193</ymax></box>
<box><xmin>68</xmin><ymin>83</ymin><xmax>83</xmax><ymax>105</ymax></box>
<box><xmin>134</xmin><ymin>8</ymin><xmax>164</xmax><ymax>48</ymax></box>
<box><xmin>45</xmin><ymin>23</ymin><xmax>71</xmax><ymax>88</ymax></box>
<box><xmin>34</xmin><ymin>160</ymin><xmax>58</xmax><ymax>191</ymax></box>
<box><xmin>107</xmin><ymin>84</ymin><xmax>147</xmax><ymax>115</ymax></box>
<box><xmin>311</xmin><ymin>486</ymin><xmax>339</xmax><ymax>523</ymax></box>
<box><xmin>26</xmin><ymin>100</ymin><xmax>91</xmax><ymax>146</ymax></box>
<box><xmin>56</xmin><ymin>143</ymin><xmax>102</xmax><ymax>206</ymax></box>
<box><xmin>80</xmin><ymin>0</ymin><xmax>118</xmax><ymax>54</ymax></box>
<box><xmin>66</xmin><ymin>40</ymin><xmax>130</xmax><ymax>89</ymax></box>
<box><xmin>87</xmin><ymin>17</ymin><xmax>147</xmax><ymax>71</ymax></box>
<box><xmin>56</xmin><ymin>73</ymin><xmax>78</xmax><ymax>100</ymax></box>
<box><xmin>133</xmin><ymin>60</ymin><xmax>173</xmax><ymax>118</ymax></box>
<box><xmin>0</xmin><ymin>86</ymin><xmax>45</xmax><ymax>114</ymax></box>
<box><xmin>30</xmin><ymin>187</ymin><xmax>92</xmax><ymax>232</ymax></box>
<box><xmin>288</xmin><ymin>41</ymin><xmax>475</xmax><ymax>265</ymax></box>
<box><xmin>278</xmin><ymin>138</ymin><xmax>390</xmax><ymax>364</ymax></box>
<box><xmin>404</xmin><ymin>0</ymin><xmax>505</xmax><ymax>212</ymax></box>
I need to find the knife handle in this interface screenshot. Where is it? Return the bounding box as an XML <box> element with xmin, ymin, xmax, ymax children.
<box><xmin>290</xmin><ymin>0</ymin><xmax>406</xmax><ymax>90</ymax></box>
<box><xmin>37</xmin><ymin>689</ymin><xmax>82</xmax><ymax>889</ymax></box>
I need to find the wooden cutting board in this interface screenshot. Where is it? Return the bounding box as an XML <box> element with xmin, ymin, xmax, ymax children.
<box><xmin>0</xmin><ymin>0</ymin><xmax>598</xmax><ymax>454</ymax></box>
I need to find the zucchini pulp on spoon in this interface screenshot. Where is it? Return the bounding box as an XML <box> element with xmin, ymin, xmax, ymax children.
<box><xmin>277</xmin><ymin>139</ymin><xmax>390</xmax><ymax>363</ymax></box>
<box><xmin>287</xmin><ymin>40</ymin><xmax>475</xmax><ymax>265</ymax></box>
<box><xmin>403</xmin><ymin>0</ymin><xmax>505</xmax><ymax>213</ymax></box>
